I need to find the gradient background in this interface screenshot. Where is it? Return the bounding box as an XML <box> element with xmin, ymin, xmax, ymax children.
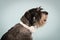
<box><xmin>0</xmin><ymin>0</ymin><xmax>60</xmax><ymax>40</ymax></box>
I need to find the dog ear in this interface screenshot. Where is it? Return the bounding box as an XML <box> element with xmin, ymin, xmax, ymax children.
<box><xmin>37</xmin><ymin>7</ymin><xmax>43</xmax><ymax>11</ymax></box>
<box><xmin>24</xmin><ymin>11</ymin><xmax>31</xmax><ymax>21</ymax></box>
<box><xmin>24</xmin><ymin>11</ymin><xmax>33</xmax><ymax>26</ymax></box>
<box><xmin>24</xmin><ymin>11</ymin><xmax>36</xmax><ymax>26</ymax></box>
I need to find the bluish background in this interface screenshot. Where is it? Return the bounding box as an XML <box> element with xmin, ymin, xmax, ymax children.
<box><xmin>0</xmin><ymin>0</ymin><xmax>60</xmax><ymax>40</ymax></box>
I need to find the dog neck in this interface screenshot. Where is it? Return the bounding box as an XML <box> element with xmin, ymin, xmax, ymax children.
<box><xmin>20</xmin><ymin>21</ymin><xmax>37</xmax><ymax>33</ymax></box>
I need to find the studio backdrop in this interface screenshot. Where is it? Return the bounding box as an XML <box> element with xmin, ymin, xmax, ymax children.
<box><xmin>0</xmin><ymin>0</ymin><xmax>60</xmax><ymax>40</ymax></box>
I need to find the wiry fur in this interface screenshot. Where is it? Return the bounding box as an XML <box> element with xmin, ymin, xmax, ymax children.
<box><xmin>1</xmin><ymin>7</ymin><xmax>48</xmax><ymax>40</ymax></box>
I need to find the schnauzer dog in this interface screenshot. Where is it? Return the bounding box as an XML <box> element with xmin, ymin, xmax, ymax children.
<box><xmin>1</xmin><ymin>7</ymin><xmax>48</xmax><ymax>40</ymax></box>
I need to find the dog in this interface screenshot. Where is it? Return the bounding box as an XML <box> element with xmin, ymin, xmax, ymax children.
<box><xmin>1</xmin><ymin>7</ymin><xmax>48</xmax><ymax>40</ymax></box>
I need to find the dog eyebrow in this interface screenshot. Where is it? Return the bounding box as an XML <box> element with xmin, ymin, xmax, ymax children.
<box><xmin>41</xmin><ymin>11</ymin><xmax>48</xmax><ymax>15</ymax></box>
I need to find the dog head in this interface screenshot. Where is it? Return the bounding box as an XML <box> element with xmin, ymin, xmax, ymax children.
<box><xmin>20</xmin><ymin>7</ymin><xmax>48</xmax><ymax>28</ymax></box>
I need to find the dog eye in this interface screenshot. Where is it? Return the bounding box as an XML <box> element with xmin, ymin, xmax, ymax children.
<box><xmin>44</xmin><ymin>20</ymin><xmax>46</xmax><ymax>21</ymax></box>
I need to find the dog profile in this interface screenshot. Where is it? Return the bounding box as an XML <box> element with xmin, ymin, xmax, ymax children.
<box><xmin>1</xmin><ymin>7</ymin><xmax>48</xmax><ymax>40</ymax></box>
